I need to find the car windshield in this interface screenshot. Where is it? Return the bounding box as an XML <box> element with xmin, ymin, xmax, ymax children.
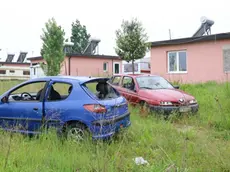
<box><xmin>136</xmin><ymin>76</ymin><xmax>174</xmax><ymax>89</ymax></box>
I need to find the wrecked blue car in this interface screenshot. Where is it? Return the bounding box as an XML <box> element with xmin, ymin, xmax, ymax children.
<box><xmin>0</xmin><ymin>76</ymin><xmax>131</xmax><ymax>141</ymax></box>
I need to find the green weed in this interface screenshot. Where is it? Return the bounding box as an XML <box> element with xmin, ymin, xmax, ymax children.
<box><xmin>0</xmin><ymin>80</ymin><xmax>230</xmax><ymax>171</ymax></box>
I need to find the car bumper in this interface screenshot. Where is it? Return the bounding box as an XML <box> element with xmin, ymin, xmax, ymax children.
<box><xmin>148</xmin><ymin>103</ymin><xmax>199</xmax><ymax>115</ymax></box>
<box><xmin>90</xmin><ymin>112</ymin><xmax>131</xmax><ymax>140</ymax></box>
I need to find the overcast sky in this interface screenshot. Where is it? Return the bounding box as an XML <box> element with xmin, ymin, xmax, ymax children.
<box><xmin>0</xmin><ymin>0</ymin><xmax>230</xmax><ymax>60</ymax></box>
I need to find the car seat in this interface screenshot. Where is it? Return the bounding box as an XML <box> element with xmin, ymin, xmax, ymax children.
<box><xmin>49</xmin><ymin>86</ymin><xmax>61</xmax><ymax>101</ymax></box>
<box><xmin>96</xmin><ymin>82</ymin><xmax>108</xmax><ymax>99</ymax></box>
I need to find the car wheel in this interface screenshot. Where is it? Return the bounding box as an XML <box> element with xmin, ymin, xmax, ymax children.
<box><xmin>65</xmin><ymin>123</ymin><xmax>90</xmax><ymax>142</ymax></box>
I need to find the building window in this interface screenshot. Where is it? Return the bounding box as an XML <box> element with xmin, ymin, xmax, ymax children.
<box><xmin>23</xmin><ymin>71</ymin><xmax>30</xmax><ymax>75</ymax></box>
<box><xmin>103</xmin><ymin>62</ymin><xmax>108</xmax><ymax>72</ymax></box>
<box><xmin>168</xmin><ymin>51</ymin><xmax>187</xmax><ymax>73</ymax></box>
<box><xmin>10</xmin><ymin>70</ymin><xmax>15</xmax><ymax>73</ymax></box>
<box><xmin>0</xmin><ymin>70</ymin><xmax>6</xmax><ymax>74</ymax></box>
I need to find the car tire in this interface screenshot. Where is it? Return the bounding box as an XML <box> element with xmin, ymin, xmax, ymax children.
<box><xmin>64</xmin><ymin>122</ymin><xmax>90</xmax><ymax>142</ymax></box>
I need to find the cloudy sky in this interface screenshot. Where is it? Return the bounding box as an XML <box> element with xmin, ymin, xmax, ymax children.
<box><xmin>0</xmin><ymin>0</ymin><xmax>230</xmax><ymax>60</ymax></box>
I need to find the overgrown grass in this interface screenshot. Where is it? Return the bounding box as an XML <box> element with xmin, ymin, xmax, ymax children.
<box><xmin>0</xmin><ymin>80</ymin><xmax>230</xmax><ymax>171</ymax></box>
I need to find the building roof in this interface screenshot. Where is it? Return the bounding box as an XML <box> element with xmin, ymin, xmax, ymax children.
<box><xmin>151</xmin><ymin>32</ymin><xmax>230</xmax><ymax>47</ymax></box>
<box><xmin>0</xmin><ymin>62</ymin><xmax>30</xmax><ymax>65</ymax></box>
<box><xmin>27</xmin><ymin>53</ymin><xmax>121</xmax><ymax>61</ymax></box>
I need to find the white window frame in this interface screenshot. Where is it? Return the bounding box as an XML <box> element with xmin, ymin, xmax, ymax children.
<box><xmin>103</xmin><ymin>62</ymin><xmax>108</xmax><ymax>72</ymax></box>
<box><xmin>167</xmin><ymin>50</ymin><xmax>187</xmax><ymax>74</ymax></box>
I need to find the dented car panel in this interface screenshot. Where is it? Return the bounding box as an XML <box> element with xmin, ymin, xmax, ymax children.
<box><xmin>0</xmin><ymin>76</ymin><xmax>131</xmax><ymax>140</ymax></box>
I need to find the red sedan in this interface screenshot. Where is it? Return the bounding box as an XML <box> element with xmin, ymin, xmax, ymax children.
<box><xmin>108</xmin><ymin>74</ymin><xmax>199</xmax><ymax>115</ymax></box>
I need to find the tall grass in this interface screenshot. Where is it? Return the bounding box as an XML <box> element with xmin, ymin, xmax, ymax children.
<box><xmin>0</xmin><ymin>80</ymin><xmax>23</xmax><ymax>95</ymax></box>
<box><xmin>0</xmin><ymin>80</ymin><xmax>230</xmax><ymax>171</ymax></box>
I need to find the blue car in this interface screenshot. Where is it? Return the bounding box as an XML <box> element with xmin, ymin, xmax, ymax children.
<box><xmin>0</xmin><ymin>76</ymin><xmax>131</xmax><ymax>141</ymax></box>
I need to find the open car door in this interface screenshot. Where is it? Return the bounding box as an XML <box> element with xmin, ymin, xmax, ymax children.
<box><xmin>0</xmin><ymin>80</ymin><xmax>48</xmax><ymax>134</ymax></box>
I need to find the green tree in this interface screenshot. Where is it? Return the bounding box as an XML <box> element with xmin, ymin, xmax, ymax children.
<box><xmin>115</xmin><ymin>18</ymin><xmax>150</xmax><ymax>74</ymax></box>
<box><xmin>40</xmin><ymin>18</ymin><xmax>65</xmax><ymax>76</ymax></box>
<box><xmin>71</xmin><ymin>19</ymin><xmax>91</xmax><ymax>53</ymax></box>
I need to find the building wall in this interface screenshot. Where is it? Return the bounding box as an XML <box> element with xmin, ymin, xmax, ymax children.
<box><xmin>30</xmin><ymin>56</ymin><xmax>122</xmax><ymax>77</ymax></box>
<box><xmin>0</xmin><ymin>65</ymin><xmax>30</xmax><ymax>80</ymax></box>
<box><xmin>60</xmin><ymin>57</ymin><xmax>70</xmax><ymax>75</ymax></box>
<box><xmin>68</xmin><ymin>57</ymin><xmax>122</xmax><ymax>76</ymax></box>
<box><xmin>150</xmin><ymin>39</ymin><xmax>230</xmax><ymax>83</ymax></box>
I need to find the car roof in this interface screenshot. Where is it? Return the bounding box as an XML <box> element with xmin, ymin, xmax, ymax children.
<box><xmin>113</xmin><ymin>74</ymin><xmax>157</xmax><ymax>78</ymax></box>
<box><xmin>29</xmin><ymin>76</ymin><xmax>106</xmax><ymax>83</ymax></box>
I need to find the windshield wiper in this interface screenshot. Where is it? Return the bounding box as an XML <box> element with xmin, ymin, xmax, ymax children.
<box><xmin>140</xmin><ymin>87</ymin><xmax>153</xmax><ymax>89</ymax></box>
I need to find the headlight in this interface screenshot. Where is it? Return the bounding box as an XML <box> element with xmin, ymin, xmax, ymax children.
<box><xmin>160</xmin><ymin>101</ymin><xmax>172</xmax><ymax>105</ymax></box>
<box><xmin>189</xmin><ymin>99</ymin><xmax>197</xmax><ymax>104</ymax></box>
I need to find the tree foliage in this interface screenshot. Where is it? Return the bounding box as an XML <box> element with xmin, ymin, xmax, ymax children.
<box><xmin>71</xmin><ymin>19</ymin><xmax>91</xmax><ymax>53</ymax></box>
<box><xmin>40</xmin><ymin>18</ymin><xmax>65</xmax><ymax>76</ymax></box>
<box><xmin>115</xmin><ymin>18</ymin><xmax>150</xmax><ymax>74</ymax></box>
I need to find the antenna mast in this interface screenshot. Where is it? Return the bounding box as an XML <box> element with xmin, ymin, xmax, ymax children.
<box><xmin>169</xmin><ymin>29</ymin><xmax>172</xmax><ymax>40</ymax></box>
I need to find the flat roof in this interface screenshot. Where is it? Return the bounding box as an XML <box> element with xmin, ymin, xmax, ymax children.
<box><xmin>150</xmin><ymin>32</ymin><xmax>230</xmax><ymax>47</ymax></box>
<box><xmin>0</xmin><ymin>62</ymin><xmax>30</xmax><ymax>65</ymax></box>
<box><xmin>27</xmin><ymin>53</ymin><xmax>120</xmax><ymax>61</ymax></box>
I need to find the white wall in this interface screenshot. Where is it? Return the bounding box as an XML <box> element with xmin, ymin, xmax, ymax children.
<box><xmin>0</xmin><ymin>66</ymin><xmax>30</xmax><ymax>80</ymax></box>
<box><xmin>122</xmin><ymin>57</ymin><xmax>150</xmax><ymax>74</ymax></box>
<box><xmin>30</xmin><ymin>64</ymin><xmax>45</xmax><ymax>79</ymax></box>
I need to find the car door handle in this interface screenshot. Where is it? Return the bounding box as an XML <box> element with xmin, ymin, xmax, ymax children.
<box><xmin>33</xmin><ymin>107</ymin><xmax>38</xmax><ymax>111</ymax></box>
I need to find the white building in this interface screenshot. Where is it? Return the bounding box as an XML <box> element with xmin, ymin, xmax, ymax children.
<box><xmin>0</xmin><ymin>65</ymin><xmax>30</xmax><ymax>80</ymax></box>
<box><xmin>30</xmin><ymin>63</ymin><xmax>45</xmax><ymax>79</ymax></box>
<box><xmin>122</xmin><ymin>57</ymin><xmax>150</xmax><ymax>74</ymax></box>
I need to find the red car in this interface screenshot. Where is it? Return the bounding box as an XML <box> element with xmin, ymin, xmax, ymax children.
<box><xmin>108</xmin><ymin>74</ymin><xmax>199</xmax><ymax>115</ymax></box>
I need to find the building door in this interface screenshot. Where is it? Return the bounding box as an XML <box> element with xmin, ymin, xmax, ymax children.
<box><xmin>113</xmin><ymin>62</ymin><xmax>120</xmax><ymax>74</ymax></box>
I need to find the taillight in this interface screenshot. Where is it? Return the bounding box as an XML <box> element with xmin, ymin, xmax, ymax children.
<box><xmin>83</xmin><ymin>104</ymin><xmax>107</xmax><ymax>113</ymax></box>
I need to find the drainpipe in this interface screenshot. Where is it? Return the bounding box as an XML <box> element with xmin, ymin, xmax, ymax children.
<box><xmin>68</xmin><ymin>55</ymin><xmax>71</xmax><ymax>76</ymax></box>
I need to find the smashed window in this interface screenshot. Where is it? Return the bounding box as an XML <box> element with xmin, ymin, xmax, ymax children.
<box><xmin>83</xmin><ymin>80</ymin><xmax>119</xmax><ymax>100</ymax></box>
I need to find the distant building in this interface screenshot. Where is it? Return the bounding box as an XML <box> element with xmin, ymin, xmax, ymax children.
<box><xmin>150</xmin><ymin>17</ymin><xmax>230</xmax><ymax>83</ymax></box>
<box><xmin>28</xmin><ymin>54</ymin><xmax>122</xmax><ymax>78</ymax></box>
<box><xmin>150</xmin><ymin>33</ymin><xmax>230</xmax><ymax>83</ymax></box>
<box><xmin>0</xmin><ymin>52</ymin><xmax>30</xmax><ymax>80</ymax></box>
<box><xmin>122</xmin><ymin>57</ymin><xmax>150</xmax><ymax>74</ymax></box>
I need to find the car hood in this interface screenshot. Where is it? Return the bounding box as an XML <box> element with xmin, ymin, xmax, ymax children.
<box><xmin>139</xmin><ymin>88</ymin><xmax>195</xmax><ymax>102</ymax></box>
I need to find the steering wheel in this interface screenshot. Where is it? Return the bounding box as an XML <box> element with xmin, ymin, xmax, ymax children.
<box><xmin>21</xmin><ymin>92</ymin><xmax>34</xmax><ymax>100</ymax></box>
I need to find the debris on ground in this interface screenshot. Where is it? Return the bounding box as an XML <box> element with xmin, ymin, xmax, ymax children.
<box><xmin>134</xmin><ymin>157</ymin><xmax>149</xmax><ymax>165</ymax></box>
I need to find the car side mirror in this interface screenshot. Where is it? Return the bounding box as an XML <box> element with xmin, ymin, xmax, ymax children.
<box><xmin>1</xmin><ymin>96</ymin><xmax>8</xmax><ymax>103</ymax></box>
<box><xmin>174</xmin><ymin>85</ymin><xmax>180</xmax><ymax>89</ymax></box>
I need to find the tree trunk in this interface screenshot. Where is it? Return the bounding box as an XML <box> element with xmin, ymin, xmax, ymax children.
<box><xmin>132</xmin><ymin>60</ymin><xmax>135</xmax><ymax>74</ymax></box>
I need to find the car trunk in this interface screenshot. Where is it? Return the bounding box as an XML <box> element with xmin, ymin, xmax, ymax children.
<box><xmin>80</xmin><ymin>78</ymin><xmax>128</xmax><ymax>117</ymax></box>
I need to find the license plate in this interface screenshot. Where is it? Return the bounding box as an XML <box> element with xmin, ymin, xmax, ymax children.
<box><xmin>179</xmin><ymin>106</ymin><xmax>191</xmax><ymax>113</ymax></box>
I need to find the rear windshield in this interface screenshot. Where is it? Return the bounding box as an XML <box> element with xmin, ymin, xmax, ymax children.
<box><xmin>82</xmin><ymin>80</ymin><xmax>120</xmax><ymax>100</ymax></box>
